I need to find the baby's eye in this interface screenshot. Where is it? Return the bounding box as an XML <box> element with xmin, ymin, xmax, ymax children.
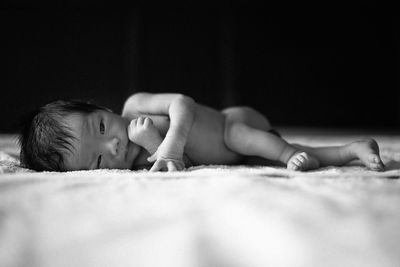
<box><xmin>100</xmin><ymin>119</ymin><xmax>105</xmax><ymax>134</ymax></box>
<box><xmin>97</xmin><ymin>155</ymin><xmax>102</xmax><ymax>169</ymax></box>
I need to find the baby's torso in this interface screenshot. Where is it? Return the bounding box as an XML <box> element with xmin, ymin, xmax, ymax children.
<box><xmin>124</xmin><ymin>103</ymin><xmax>241</xmax><ymax>168</ymax></box>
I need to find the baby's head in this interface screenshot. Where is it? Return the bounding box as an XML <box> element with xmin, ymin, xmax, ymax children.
<box><xmin>19</xmin><ymin>100</ymin><xmax>140</xmax><ymax>171</ymax></box>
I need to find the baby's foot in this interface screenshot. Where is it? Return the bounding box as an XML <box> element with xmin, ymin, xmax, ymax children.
<box><xmin>347</xmin><ymin>139</ymin><xmax>385</xmax><ymax>171</ymax></box>
<box><xmin>128</xmin><ymin>117</ymin><xmax>163</xmax><ymax>154</ymax></box>
<box><xmin>287</xmin><ymin>152</ymin><xmax>320</xmax><ymax>171</ymax></box>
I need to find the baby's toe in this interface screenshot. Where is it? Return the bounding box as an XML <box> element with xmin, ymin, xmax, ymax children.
<box><xmin>287</xmin><ymin>160</ymin><xmax>299</xmax><ymax>171</ymax></box>
<box><xmin>370</xmin><ymin>154</ymin><xmax>380</xmax><ymax>163</ymax></box>
<box><xmin>287</xmin><ymin>153</ymin><xmax>307</xmax><ymax>171</ymax></box>
<box><xmin>370</xmin><ymin>163</ymin><xmax>384</xmax><ymax>171</ymax></box>
<box><xmin>297</xmin><ymin>152</ymin><xmax>308</xmax><ymax>162</ymax></box>
<box><xmin>367</xmin><ymin>154</ymin><xmax>385</xmax><ymax>171</ymax></box>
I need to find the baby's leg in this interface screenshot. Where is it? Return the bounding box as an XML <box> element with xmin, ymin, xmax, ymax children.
<box><xmin>222</xmin><ymin>107</ymin><xmax>312</xmax><ymax>168</ymax></box>
<box><xmin>221</xmin><ymin>107</ymin><xmax>384</xmax><ymax>171</ymax></box>
<box><xmin>291</xmin><ymin>138</ymin><xmax>384</xmax><ymax>171</ymax></box>
<box><xmin>221</xmin><ymin>106</ymin><xmax>273</xmax><ymax>131</ymax></box>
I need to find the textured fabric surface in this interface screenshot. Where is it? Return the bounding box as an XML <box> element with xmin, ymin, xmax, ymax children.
<box><xmin>1</xmin><ymin>131</ymin><xmax>400</xmax><ymax>267</ymax></box>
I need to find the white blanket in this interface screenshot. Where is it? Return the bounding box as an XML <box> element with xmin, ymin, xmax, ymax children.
<box><xmin>1</xmin><ymin>130</ymin><xmax>400</xmax><ymax>267</ymax></box>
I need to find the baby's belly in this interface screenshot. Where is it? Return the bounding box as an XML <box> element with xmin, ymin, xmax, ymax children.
<box><xmin>184</xmin><ymin>105</ymin><xmax>242</xmax><ymax>165</ymax></box>
<box><xmin>146</xmin><ymin>105</ymin><xmax>242</xmax><ymax>165</ymax></box>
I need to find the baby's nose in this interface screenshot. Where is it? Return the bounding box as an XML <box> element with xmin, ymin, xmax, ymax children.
<box><xmin>106</xmin><ymin>137</ymin><xmax>120</xmax><ymax>156</ymax></box>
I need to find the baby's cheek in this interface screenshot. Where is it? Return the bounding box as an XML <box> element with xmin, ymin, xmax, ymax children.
<box><xmin>128</xmin><ymin>141</ymin><xmax>141</xmax><ymax>162</ymax></box>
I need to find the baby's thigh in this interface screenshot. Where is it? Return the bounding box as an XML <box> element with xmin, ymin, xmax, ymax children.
<box><xmin>221</xmin><ymin>106</ymin><xmax>272</xmax><ymax>131</ymax></box>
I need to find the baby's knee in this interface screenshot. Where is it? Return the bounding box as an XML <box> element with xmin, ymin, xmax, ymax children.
<box><xmin>222</xmin><ymin>106</ymin><xmax>271</xmax><ymax>131</ymax></box>
<box><xmin>224</xmin><ymin>121</ymin><xmax>250</xmax><ymax>149</ymax></box>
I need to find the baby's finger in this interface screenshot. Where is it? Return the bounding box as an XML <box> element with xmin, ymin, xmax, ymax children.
<box><xmin>147</xmin><ymin>153</ymin><xmax>157</xmax><ymax>162</ymax></box>
<box><xmin>143</xmin><ymin>117</ymin><xmax>153</xmax><ymax>127</ymax></box>
<box><xmin>130</xmin><ymin>119</ymin><xmax>137</xmax><ymax>126</ymax></box>
<box><xmin>138</xmin><ymin>117</ymin><xmax>145</xmax><ymax>125</ymax></box>
<box><xmin>127</xmin><ymin>120</ymin><xmax>136</xmax><ymax>140</ymax></box>
<box><xmin>167</xmin><ymin>161</ymin><xmax>177</xmax><ymax>172</ymax></box>
<box><xmin>150</xmin><ymin>161</ymin><xmax>163</xmax><ymax>172</ymax></box>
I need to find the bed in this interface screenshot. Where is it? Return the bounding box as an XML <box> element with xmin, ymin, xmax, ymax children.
<box><xmin>1</xmin><ymin>128</ymin><xmax>400</xmax><ymax>267</ymax></box>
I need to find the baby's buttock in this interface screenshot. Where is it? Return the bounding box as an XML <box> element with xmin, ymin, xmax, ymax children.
<box><xmin>184</xmin><ymin>105</ymin><xmax>242</xmax><ymax>165</ymax></box>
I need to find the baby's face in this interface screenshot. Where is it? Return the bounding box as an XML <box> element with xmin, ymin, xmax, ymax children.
<box><xmin>63</xmin><ymin>110</ymin><xmax>141</xmax><ymax>170</ymax></box>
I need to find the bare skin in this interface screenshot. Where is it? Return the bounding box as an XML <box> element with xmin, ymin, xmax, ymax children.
<box><xmin>128</xmin><ymin>116</ymin><xmax>192</xmax><ymax>171</ymax></box>
<box><xmin>125</xmin><ymin>100</ymin><xmax>384</xmax><ymax>172</ymax></box>
<box><xmin>63</xmin><ymin>93</ymin><xmax>385</xmax><ymax>172</ymax></box>
<box><xmin>349</xmin><ymin>139</ymin><xmax>385</xmax><ymax>171</ymax></box>
<box><xmin>128</xmin><ymin>116</ymin><xmax>163</xmax><ymax>156</ymax></box>
<box><xmin>288</xmin><ymin>139</ymin><xmax>384</xmax><ymax>171</ymax></box>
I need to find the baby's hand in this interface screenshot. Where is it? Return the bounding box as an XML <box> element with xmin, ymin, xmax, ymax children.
<box><xmin>147</xmin><ymin>139</ymin><xmax>186</xmax><ymax>172</ymax></box>
<box><xmin>128</xmin><ymin>117</ymin><xmax>163</xmax><ymax>154</ymax></box>
<box><xmin>148</xmin><ymin>155</ymin><xmax>185</xmax><ymax>172</ymax></box>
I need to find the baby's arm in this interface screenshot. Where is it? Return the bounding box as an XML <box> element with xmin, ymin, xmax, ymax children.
<box><xmin>128</xmin><ymin>116</ymin><xmax>193</xmax><ymax>170</ymax></box>
<box><xmin>122</xmin><ymin>93</ymin><xmax>195</xmax><ymax>171</ymax></box>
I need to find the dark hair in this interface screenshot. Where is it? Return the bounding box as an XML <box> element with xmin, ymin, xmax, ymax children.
<box><xmin>19</xmin><ymin>100</ymin><xmax>107</xmax><ymax>171</ymax></box>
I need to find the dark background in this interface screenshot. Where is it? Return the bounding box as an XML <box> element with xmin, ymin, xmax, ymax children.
<box><xmin>1</xmin><ymin>1</ymin><xmax>399</xmax><ymax>132</ymax></box>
